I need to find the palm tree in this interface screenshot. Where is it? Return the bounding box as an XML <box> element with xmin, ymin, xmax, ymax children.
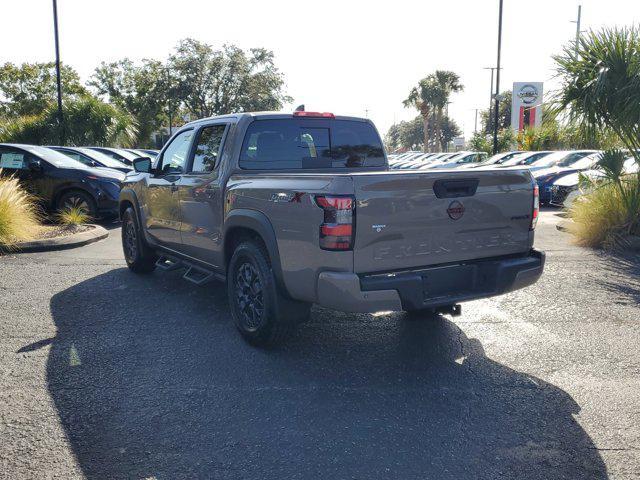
<box><xmin>555</xmin><ymin>27</ymin><xmax>640</xmax><ymax>235</ymax></box>
<box><xmin>432</xmin><ymin>71</ymin><xmax>463</xmax><ymax>152</ymax></box>
<box><xmin>554</xmin><ymin>27</ymin><xmax>640</xmax><ymax>165</ymax></box>
<box><xmin>403</xmin><ymin>77</ymin><xmax>439</xmax><ymax>152</ymax></box>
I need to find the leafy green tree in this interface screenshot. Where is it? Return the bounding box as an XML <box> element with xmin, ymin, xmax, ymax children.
<box><xmin>385</xmin><ymin>114</ymin><xmax>461</xmax><ymax>152</ymax></box>
<box><xmin>432</xmin><ymin>71</ymin><xmax>463</xmax><ymax>152</ymax></box>
<box><xmin>0</xmin><ymin>95</ymin><xmax>137</xmax><ymax>147</ymax></box>
<box><xmin>403</xmin><ymin>77</ymin><xmax>439</xmax><ymax>152</ymax></box>
<box><xmin>480</xmin><ymin>90</ymin><xmax>512</xmax><ymax>134</ymax></box>
<box><xmin>89</xmin><ymin>59</ymin><xmax>169</xmax><ymax>147</ymax></box>
<box><xmin>168</xmin><ymin>39</ymin><xmax>291</xmax><ymax>119</ymax></box>
<box><xmin>384</xmin><ymin>123</ymin><xmax>401</xmax><ymax>151</ymax></box>
<box><xmin>469</xmin><ymin>129</ymin><xmax>515</xmax><ymax>155</ymax></box>
<box><xmin>0</xmin><ymin>62</ymin><xmax>87</xmax><ymax>116</ymax></box>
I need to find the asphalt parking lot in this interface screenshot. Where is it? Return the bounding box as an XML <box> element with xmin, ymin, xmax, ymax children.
<box><xmin>1</xmin><ymin>210</ymin><xmax>639</xmax><ymax>479</ymax></box>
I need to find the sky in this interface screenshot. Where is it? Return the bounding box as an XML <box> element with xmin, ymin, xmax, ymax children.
<box><xmin>2</xmin><ymin>0</ymin><xmax>639</xmax><ymax>140</ymax></box>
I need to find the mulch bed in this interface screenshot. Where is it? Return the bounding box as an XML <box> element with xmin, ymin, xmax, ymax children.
<box><xmin>34</xmin><ymin>224</ymin><xmax>92</xmax><ymax>240</ymax></box>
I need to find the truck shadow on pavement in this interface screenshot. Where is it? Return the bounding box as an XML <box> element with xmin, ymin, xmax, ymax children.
<box><xmin>47</xmin><ymin>268</ymin><xmax>608</xmax><ymax>480</ymax></box>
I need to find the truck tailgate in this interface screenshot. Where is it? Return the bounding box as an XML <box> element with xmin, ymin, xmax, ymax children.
<box><xmin>352</xmin><ymin>170</ymin><xmax>535</xmax><ymax>274</ymax></box>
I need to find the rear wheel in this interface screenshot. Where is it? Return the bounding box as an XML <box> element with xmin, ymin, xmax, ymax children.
<box><xmin>57</xmin><ymin>190</ymin><xmax>97</xmax><ymax>219</ymax></box>
<box><xmin>227</xmin><ymin>240</ymin><xmax>309</xmax><ymax>346</ymax></box>
<box><xmin>121</xmin><ymin>207</ymin><xmax>157</xmax><ymax>273</ymax></box>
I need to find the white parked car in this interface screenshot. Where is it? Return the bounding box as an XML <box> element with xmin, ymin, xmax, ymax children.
<box><xmin>500</xmin><ymin>150</ymin><xmax>598</xmax><ymax>173</ymax></box>
<box><xmin>551</xmin><ymin>156</ymin><xmax>639</xmax><ymax>208</ymax></box>
<box><xmin>400</xmin><ymin>152</ymin><xmax>445</xmax><ymax>169</ymax></box>
<box><xmin>460</xmin><ymin>151</ymin><xmax>527</xmax><ymax>169</ymax></box>
<box><xmin>424</xmin><ymin>151</ymin><xmax>488</xmax><ymax>169</ymax></box>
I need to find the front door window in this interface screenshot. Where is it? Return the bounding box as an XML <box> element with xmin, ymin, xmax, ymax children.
<box><xmin>159</xmin><ymin>130</ymin><xmax>194</xmax><ymax>175</ymax></box>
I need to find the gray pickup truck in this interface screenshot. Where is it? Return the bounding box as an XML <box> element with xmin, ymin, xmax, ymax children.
<box><xmin>119</xmin><ymin>111</ymin><xmax>544</xmax><ymax>345</ymax></box>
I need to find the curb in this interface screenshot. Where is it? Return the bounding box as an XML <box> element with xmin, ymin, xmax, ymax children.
<box><xmin>11</xmin><ymin>225</ymin><xmax>109</xmax><ymax>253</ymax></box>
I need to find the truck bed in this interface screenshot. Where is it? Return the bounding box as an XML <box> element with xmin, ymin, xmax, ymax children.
<box><xmin>227</xmin><ymin>167</ymin><xmax>536</xmax><ymax>302</ymax></box>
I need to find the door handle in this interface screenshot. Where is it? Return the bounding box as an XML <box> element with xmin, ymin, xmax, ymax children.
<box><xmin>171</xmin><ymin>184</ymin><xmax>178</xmax><ymax>192</ymax></box>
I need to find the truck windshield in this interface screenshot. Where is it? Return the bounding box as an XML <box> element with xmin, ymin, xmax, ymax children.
<box><xmin>239</xmin><ymin>118</ymin><xmax>386</xmax><ymax>170</ymax></box>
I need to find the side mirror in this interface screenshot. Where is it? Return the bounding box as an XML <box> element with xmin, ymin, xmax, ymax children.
<box><xmin>28</xmin><ymin>159</ymin><xmax>42</xmax><ymax>172</ymax></box>
<box><xmin>132</xmin><ymin>157</ymin><xmax>152</xmax><ymax>173</ymax></box>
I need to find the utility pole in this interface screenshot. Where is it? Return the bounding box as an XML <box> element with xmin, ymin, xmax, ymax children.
<box><xmin>165</xmin><ymin>67</ymin><xmax>173</xmax><ymax>144</ymax></box>
<box><xmin>492</xmin><ymin>0</ymin><xmax>504</xmax><ymax>155</ymax></box>
<box><xmin>52</xmin><ymin>0</ymin><xmax>64</xmax><ymax>145</ymax></box>
<box><xmin>483</xmin><ymin>66</ymin><xmax>501</xmax><ymax>132</ymax></box>
<box><xmin>474</xmin><ymin>109</ymin><xmax>479</xmax><ymax>133</ymax></box>
<box><xmin>571</xmin><ymin>5</ymin><xmax>582</xmax><ymax>58</ymax></box>
<box><xmin>483</xmin><ymin>67</ymin><xmax>496</xmax><ymax>120</ymax></box>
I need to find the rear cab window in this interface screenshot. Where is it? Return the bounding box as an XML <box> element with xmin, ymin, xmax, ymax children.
<box><xmin>239</xmin><ymin>118</ymin><xmax>386</xmax><ymax>170</ymax></box>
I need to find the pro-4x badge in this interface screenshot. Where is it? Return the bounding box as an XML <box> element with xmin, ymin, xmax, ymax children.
<box><xmin>447</xmin><ymin>201</ymin><xmax>465</xmax><ymax>220</ymax></box>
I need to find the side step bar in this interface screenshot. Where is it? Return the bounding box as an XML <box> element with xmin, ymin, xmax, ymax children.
<box><xmin>183</xmin><ymin>265</ymin><xmax>216</xmax><ymax>286</ymax></box>
<box><xmin>154</xmin><ymin>254</ymin><xmax>223</xmax><ymax>286</ymax></box>
<box><xmin>155</xmin><ymin>255</ymin><xmax>182</xmax><ymax>271</ymax></box>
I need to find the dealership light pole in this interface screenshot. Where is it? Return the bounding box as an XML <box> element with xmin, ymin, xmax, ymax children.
<box><xmin>492</xmin><ymin>0</ymin><xmax>504</xmax><ymax>155</ymax></box>
<box><xmin>52</xmin><ymin>0</ymin><xmax>64</xmax><ymax>145</ymax></box>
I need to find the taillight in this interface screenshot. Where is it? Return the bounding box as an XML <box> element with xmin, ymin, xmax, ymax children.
<box><xmin>315</xmin><ymin>195</ymin><xmax>355</xmax><ymax>250</ymax></box>
<box><xmin>531</xmin><ymin>183</ymin><xmax>539</xmax><ymax>230</ymax></box>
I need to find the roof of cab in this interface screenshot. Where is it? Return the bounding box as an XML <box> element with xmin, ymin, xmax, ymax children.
<box><xmin>183</xmin><ymin>111</ymin><xmax>372</xmax><ymax>128</ymax></box>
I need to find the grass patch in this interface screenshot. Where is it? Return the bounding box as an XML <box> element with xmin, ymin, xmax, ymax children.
<box><xmin>57</xmin><ymin>206</ymin><xmax>90</xmax><ymax>226</ymax></box>
<box><xmin>0</xmin><ymin>172</ymin><xmax>40</xmax><ymax>248</ymax></box>
<box><xmin>568</xmin><ymin>177</ymin><xmax>640</xmax><ymax>249</ymax></box>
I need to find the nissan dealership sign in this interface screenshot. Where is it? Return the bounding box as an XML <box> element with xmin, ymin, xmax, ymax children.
<box><xmin>511</xmin><ymin>82</ymin><xmax>543</xmax><ymax>132</ymax></box>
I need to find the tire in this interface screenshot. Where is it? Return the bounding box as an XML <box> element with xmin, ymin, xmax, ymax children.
<box><xmin>57</xmin><ymin>190</ymin><xmax>97</xmax><ymax>219</ymax></box>
<box><xmin>121</xmin><ymin>207</ymin><xmax>157</xmax><ymax>273</ymax></box>
<box><xmin>227</xmin><ymin>240</ymin><xmax>310</xmax><ymax>347</ymax></box>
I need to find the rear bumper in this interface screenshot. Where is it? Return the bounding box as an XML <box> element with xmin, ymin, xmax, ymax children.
<box><xmin>315</xmin><ymin>249</ymin><xmax>545</xmax><ymax>313</ymax></box>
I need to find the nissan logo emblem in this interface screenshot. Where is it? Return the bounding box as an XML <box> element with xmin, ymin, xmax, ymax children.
<box><xmin>518</xmin><ymin>84</ymin><xmax>539</xmax><ymax>105</ymax></box>
<box><xmin>447</xmin><ymin>201</ymin><xmax>465</xmax><ymax>220</ymax></box>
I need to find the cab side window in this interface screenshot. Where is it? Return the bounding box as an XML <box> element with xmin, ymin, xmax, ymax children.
<box><xmin>159</xmin><ymin>130</ymin><xmax>194</xmax><ymax>175</ymax></box>
<box><xmin>191</xmin><ymin>124</ymin><xmax>227</xmax><ymax>173</ymax></box>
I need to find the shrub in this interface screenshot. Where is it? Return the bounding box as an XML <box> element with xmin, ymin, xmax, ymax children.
<box><xmin>57</xmin><ymin>206</ymin><xmax>90</xmax><ymax>226</ymax></box>
<box><xmin>0</xmin><ymin>173</ymin><xmax>40</xmax><ymax>247</ymax></box>
<box><xmin>468</xmin><ymin>128</ymin><xmax>515</xmax><ymax>155</ymax></box>
<box><xmin>568</xmin><ymin>174</ymin><xmax>640</xmax><ymax>249</ymax></box>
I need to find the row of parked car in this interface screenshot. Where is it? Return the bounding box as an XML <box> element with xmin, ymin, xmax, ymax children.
<box><xmin>388</xmin><ymin>149</ymin><xmax>639</xmax><ymax>208</ymax></box>
<box><xmin>3</xmin><ymin>136</ymin><xmax>637</xmax><ymax>224</ymax></box>
<box><xmin>0</xmin><ymin>144</ymin><xmax>157</xmax><ymax>218</ymax></box>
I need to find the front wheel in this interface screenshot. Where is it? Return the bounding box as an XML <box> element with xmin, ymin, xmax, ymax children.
<box><xmin>57</xmin><ymin>190</ymin><xmax>97</xmax><ymax>219</ymax></box>
<box><xmin>227</xmin><ymin>240</ymin><xmax>309</xmax><ymax>346</ymax></box>
<box><xmin>121</xmin><ymin>207</ymin><xmax>157</xmax><ymax>273</ymax></box>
